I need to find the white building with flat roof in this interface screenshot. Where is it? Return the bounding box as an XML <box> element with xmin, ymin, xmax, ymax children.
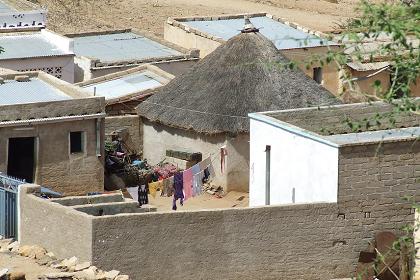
<box><xmin>248</xmin><ymin>101</ymin><xmax>420</xmax><ymax>207</ymax></box>
<box><xmin>76</xmin><ymin>64</ymin><xmax>174</xmax><ymax>115</ymax></box>
<box><xmin>0</xmin><ymin>29</ymin><xmax>75</xmax><ymax>82</ymax></box>
<box><xmin>0</xmin><ymin>0</ymin><xmax>46</xmax><ymax>31</ymax></box>
<box><xmin>66</xmin><ymin>29</ymin><xmax>199</xmax><ymax>82</ymax></box>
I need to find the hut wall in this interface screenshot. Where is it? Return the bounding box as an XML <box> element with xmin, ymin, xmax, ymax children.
<box><xmin>142</xmin><ymin>120</ymin><xmax>250</xmax><ymax>192</ymax></box>
<box><xmin>348</xmin><ymin>67</ymin><xmax>391</xmax><ymax>98</ymax></box>
<box><xmin>164</xmin><ymin>23</ymin><xmax>222</xmax><ymax>58</ymax></box>
<box><xmin>282</xmin><ymin>47</ymin><xmax>340</xmax><ymax>95</ymax></box>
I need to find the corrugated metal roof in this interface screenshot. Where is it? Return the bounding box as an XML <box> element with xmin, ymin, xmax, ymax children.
<box><xmin>0</xmin><ymin>78</ymin><xmax>72</xmax><ymax>105</ymax></box>
<box><xmin>73</xmin><ymin>32</ymin><xmax>181</xmax><ymax>62</ymax></box>
<box><xmin>0</xmin><ymin>113</ymin><xmax>105</xmax><ymax>127</ymax></box>
<box><xmin>325</xmin><ymin>127</ymin><xmax>420</xmax><ymax>145</ymax></box>
<box><xmin>0</xmin><ymin>33</ymin><xmax>71</xmax><ymax>59</ymax></box>
<box><xmin>347</xmin><ymin>61</ymin><xmax>390</xmax><ymax>71</ymax></box>
<box><xmin>0</xmin><ymin>1</ymin><xmax>14</xmax><ymax>14</ymax></box>
<box><xmin>183</xmin><ymin>16</ymin><xmax>335</xmax><ymax>49</ymax></box>
<box><xmin>82</xmin><ymin>71</ymin><xmax>162</xmax><ymax>100</ymax></box>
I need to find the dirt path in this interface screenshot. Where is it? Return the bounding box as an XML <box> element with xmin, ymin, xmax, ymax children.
<box><xmin>27</xmin><ymin>0</ymin><xmax>359</xmax><ymax>36</ymax></box>
<box><xmin>0</xmin><ymin>252</ymin><xmax>60</xmax><ymax>280</ymax></box>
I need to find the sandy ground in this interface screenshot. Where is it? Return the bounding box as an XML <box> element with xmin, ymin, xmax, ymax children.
<box><xmin>148</xmin><ymin>191</ymin><xmax>249</xmax><ymax>211</ymax></box>
<box><xmin>0</xmin><ymin>252</ymin><xmax>60</xmax><ymax>280</ymax></box>
<box><xmin>17</xmin><ymin>0</ymin><xmax>371</xmax><ymax>36</ymax></box>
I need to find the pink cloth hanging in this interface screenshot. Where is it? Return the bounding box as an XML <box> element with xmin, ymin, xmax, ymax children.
<box><xmin>183</xmin><ymin>168</ymin><xmax>193</xmax><ymax>201</ymax></box>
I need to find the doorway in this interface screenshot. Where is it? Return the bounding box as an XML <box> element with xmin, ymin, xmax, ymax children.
<box><xmin>7</xmin><ymin>137</ymin><xmax>36</xmax><ymax>183</ymax></box>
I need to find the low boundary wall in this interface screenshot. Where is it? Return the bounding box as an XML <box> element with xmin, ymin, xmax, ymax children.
<box><xmin>19</xmin><ymin>185</ymin><xmax>417</xmax><ymax>280</ymax></box>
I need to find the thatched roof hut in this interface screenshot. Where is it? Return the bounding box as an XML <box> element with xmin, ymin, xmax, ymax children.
<box><xmin>137</xmin><ymin>25</ymin><xmax>340</xmax><ymax>135</ymax></box>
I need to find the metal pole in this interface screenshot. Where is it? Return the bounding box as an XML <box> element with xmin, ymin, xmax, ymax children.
<box><xmin>265</xmin><ymin>145</ymin><xmax>271</xmax><ymax>205</ymax></box>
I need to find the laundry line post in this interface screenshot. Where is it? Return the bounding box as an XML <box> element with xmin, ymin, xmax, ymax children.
<box><xmin>265</xmin><ymin>145</ymin><xmax>271</xmax><ymax>206</ymax></box>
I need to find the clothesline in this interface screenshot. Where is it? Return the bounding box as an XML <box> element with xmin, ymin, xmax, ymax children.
<box><xmin>142</xmin><ymin>100</ymin><xmax>249</xmax><ymax>119</ymax></box>
<box><xmin>146</xmin><ymin>155</ymin><xmax>216</xmax><ymax>211</ymax></box>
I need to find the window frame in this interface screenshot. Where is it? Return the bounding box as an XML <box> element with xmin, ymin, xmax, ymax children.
<box><xmin>69</xmin><ymin>131</ymin><xmax>85</xmax><ymax>155</ymax></box>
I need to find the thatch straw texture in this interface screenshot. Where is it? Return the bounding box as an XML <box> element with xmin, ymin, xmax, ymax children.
<box><xmin>137</xmin><ymin>31</ymin><xmax>340</xmax><ymax>134</ymax></box>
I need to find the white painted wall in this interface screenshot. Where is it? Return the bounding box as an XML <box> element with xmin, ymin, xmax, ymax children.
<box><xmin>249</xmin><ymin>117</ymin><xmax>339</xmax><ymax>207</ymax></box>
<box><xmin>41</xmin><ymin>29</ymin><xmax>74</xmax><ymax>53</ymax></box>
<box><xmin>0</xmin><ymin>56</ymin><xmax>75</xmax><ymax>83</ymax></box>
<box><xmin>0</xmin><ymin>10</ymin><xmax>46</xmax><ymax>30</ymax></box>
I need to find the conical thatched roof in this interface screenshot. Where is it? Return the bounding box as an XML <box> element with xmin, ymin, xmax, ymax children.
<box><xmin>137</xmin><ymin>29</ymin><xmax>340</xmax><ymax>135</ymax></box>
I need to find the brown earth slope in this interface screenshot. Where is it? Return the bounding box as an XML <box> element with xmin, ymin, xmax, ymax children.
<box><xmin>18</xmin><ymin>0</ymin><xmax>369</xmax><ymax>35</ymax></box>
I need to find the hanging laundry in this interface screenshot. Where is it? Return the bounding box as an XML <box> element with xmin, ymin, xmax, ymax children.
<box><xmin>200</xmin><ymin>156</ymin><xmax>216</xmax><ymax>177</ymax></box>
<box><xmin>127</xmin><ymin>186</ymin><xmax>139</xmax><ymax>201</ymax></box>
<box><xmin>191</xmin><ymin>164</ymin><xmax>201</xmax><ymax>197</ymax></box>
<box><xmin>173</xmin><ymin>172</ymin><xmax>184</xmax><ymax>210</ymax></box>
<box><xmin>138</xmin><ymin>185</ymin><xmax>148</xmax><ymax>206</ymax></box>
<box><xmin>220</xmin><ymin>147</ymin><xmax>228</xmax><ymax>174</ymax></box>
<box><xmin>148</xmin><ymin>181</ymin><xmax>162</xmax><ymax>198</ymax></box>
<box><xmin>183</xmin><ymin>168</ymin><xmax>193</xmax><ymax>200</ymax></box>
<box><xmin>161</xmin><ymin>176</ymin><xmax>174</xmax><ymax>197</ymax></box>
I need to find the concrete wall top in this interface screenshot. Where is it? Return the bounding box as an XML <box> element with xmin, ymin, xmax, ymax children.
<box><xmin>249</xmin><ymin>100</ymin><xmax>420</xmax><ymax>147</ymax></box>
<box><xmin>167</xmin><ymin>12</ymin><xmax>333</xmax><ymax>45</ymax></box>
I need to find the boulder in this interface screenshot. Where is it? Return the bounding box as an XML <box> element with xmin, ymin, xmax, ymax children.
<box><xmin>28</xmin><ymin>245</ymin><xmax>47</xmax><ymax>259</ymax></box>
<box><xmin>6</xmin><ymin>241</ymin><xmax>18</xmax><ymax>252</ymax></box>
<box><xmin>0</xmin><ymin>269</ymin><xmax>9</xmax><ymax>278</ymax></box>
<box><xmin>95</xmin><ymin>272</ymin><xmax>106</xmax><ymax>280</ymax></box>
<box><xmin>74</xmin><ymin>262</ymin><xmax>91</xmax><ymax>272</ymax></box>
<box><xmin>36</xmin><ymin>255</ymin><xmax>55</xmax><ymax>266</ymax></box>
<box><xmin>17</xmin><ymin>245</ymin><xmax>32</xmax><ymax>257</ymax></box>
<box><xmin>74</xmin><ymin>268</ymin><xmax>96</xmax><ymax>280</ymax></box>
<box><xmin>42</xmin><ymin>272</ymin><xmax>74</xmax><ymax>280</ymax></box>
<box><xmin>115</xmin><ymin>275</ymin><xmax>129</xmax><ymax>280</ymax></box>
<box><xmin>0</xmin><ymin>239</ymin><xmax>13</xmax><ymax>251</ymax></box>
<box><xmin>104</xmin><ymin>270</ymin><xmax>119</xmax><ymax>280</ymax></box>
<box><xmin>60</xmin><ymin>257</ymin><xmax>78</xmax><ymax>269</ymax></box>
<box><xmin>8</xmin><ymin>272</ymin><xmax>25</xmax><ymax>280</ymax></box>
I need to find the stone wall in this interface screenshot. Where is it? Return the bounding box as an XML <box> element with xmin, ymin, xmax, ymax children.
<box><xmin>105</xmin><ymin>115</ymin><xmax>142</xmax><ymax>153</ymax></box>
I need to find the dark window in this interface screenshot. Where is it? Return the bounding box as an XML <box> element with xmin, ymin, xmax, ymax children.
<box><xmin>7</xmin><ymin>137</ymin><xmax>35</xmax><ymax>183</ymax></box>
<box><xmin>70</xmin><ymin>132</ymin><xmax>83</xmax><ymax>154</ymax></box>
<box><xmin>313</xmin><ymin>67</ymin><xmax>323</xmax><ymax>84</ymax></box>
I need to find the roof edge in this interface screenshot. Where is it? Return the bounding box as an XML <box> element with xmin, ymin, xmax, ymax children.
<box><xmin>248</xmin><ymin>112</ymin><xmax>339</xmax><ymax>148</ymax></box>
<box><xmin>167</xmin><ymin>12</ymin><xmax>334</xmax><ymax>43</ymax></box>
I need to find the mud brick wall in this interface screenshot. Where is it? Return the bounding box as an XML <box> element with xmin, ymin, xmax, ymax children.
<box><xmin>269</xmin><ymin>102</ymin><xmax>420</xmax><ymax>135</ymax></box>
<box><xmin>337</xmin><ymin>140</ymin><xmax>420</xmax><ymax>273</ymax></box>
<box><xmin>105</xmin><ymin>115</ymin><xmax>142</xmax><ymax>153</ymax></box>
